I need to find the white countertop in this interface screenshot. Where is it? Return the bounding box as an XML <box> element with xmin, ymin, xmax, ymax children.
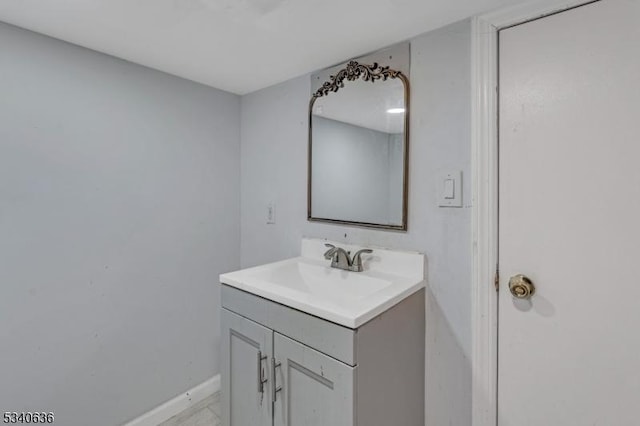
<box><xmin>220</xmin><ymin>238</ymin><xmax>426</xmax><ymax>328</ymax></box>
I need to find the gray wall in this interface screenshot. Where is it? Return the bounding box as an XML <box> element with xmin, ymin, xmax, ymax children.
<box><xmin>240</xmin><ymin>20</ymin><xmax>472</xmax><ymax>426</ymax></box>
<box><xmin>0</xmin><ymin>22</ymin><xmax>240</xmax><ymax>426</ymax></box>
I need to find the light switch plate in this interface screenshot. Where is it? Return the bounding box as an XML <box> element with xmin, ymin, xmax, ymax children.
<box><xmin>438</xmin><ymin>171</ymin><xmax>462</xmax><ymax>207</ymax></box>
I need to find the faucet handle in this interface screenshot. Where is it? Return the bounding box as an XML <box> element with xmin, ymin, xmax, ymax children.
<box><xmin>323</xmin><ymin>244</ymin><xmax>337</xmax><ymax>259</ymax></box>
<box><xmin>350</xmin><ymin>249</ymin><xmax>373</xmax><ymax>272</ymax></box>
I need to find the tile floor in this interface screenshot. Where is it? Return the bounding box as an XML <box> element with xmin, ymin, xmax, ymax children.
<box><xmin>158</xmin><ymin>392</ymin><xmax>221</xmax><ymax>426</ymax></box>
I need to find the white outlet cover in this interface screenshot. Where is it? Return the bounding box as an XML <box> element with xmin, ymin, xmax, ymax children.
<box><xmin>267</xmin><ymin>202</ymin><xmax>276</xmax><ymax>224</ymax></box>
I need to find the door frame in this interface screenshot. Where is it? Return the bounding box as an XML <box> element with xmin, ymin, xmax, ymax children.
<box><xmin>470</xmin><ymin>1</ymin><xmax>597</xmax><ymax>425</ymax></box>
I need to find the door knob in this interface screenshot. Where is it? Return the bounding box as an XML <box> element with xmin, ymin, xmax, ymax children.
<box><xmin>509</xmin><ymin>274</ymin><xmax>535</xmax><ymax>299</ymax></box>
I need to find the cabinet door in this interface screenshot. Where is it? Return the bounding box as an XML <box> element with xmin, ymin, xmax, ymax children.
<box><xmin>221</xmin><ymin>308</ymin><xmax>272</xmax><ymax>426</ymax></box>
<box><xmin>273</xmin><ymin>333</ymin><xmax>355</xmax><ymax>426</ymax></box>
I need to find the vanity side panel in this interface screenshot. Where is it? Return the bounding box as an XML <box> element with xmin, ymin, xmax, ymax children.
<box><xmin>355</xmin><ymin>288</ymin><xmax>425</xmax><ymax>426</ymax></box>
<box><xmin>221</xmin><ymin>285</ymin><xmax>357</xmax><ymax>365</ymax></box>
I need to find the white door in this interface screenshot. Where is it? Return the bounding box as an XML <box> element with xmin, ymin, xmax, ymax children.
<box><xmin>272</xmin><ymin>333</ymin><xmax>355</xmax><ymax>426</ymax></box>
<box><xmin>499</xmin><ymin>1</ymin><xmax>640</xmax><ymax>424</ymax></box>
<box><xmin>221</xmin><ymin>309</ymin><xmax>273</xmax><ymax>426</ymax></box>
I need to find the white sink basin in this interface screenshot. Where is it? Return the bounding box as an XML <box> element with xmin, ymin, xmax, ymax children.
<box><xmin>260</xmin><ymin>261</ymin><xmax>392</xmax><ymax>301</ymax></box>
<box><xmin>220</xmin><ymin>239</ymin><xmax>425</xmax><ymax>328</ymax></box>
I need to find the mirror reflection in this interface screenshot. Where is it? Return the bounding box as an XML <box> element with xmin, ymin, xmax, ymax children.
<box><xmin>308</xmin><ymin>62</ymin><xmax>409</xmax><ymax>230</ymax></box>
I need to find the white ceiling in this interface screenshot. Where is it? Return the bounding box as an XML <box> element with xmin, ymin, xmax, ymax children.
<box><xmin>0</xmin><ymin>0</ymin><xmax>527</xmax><ymax>95</ymax></box>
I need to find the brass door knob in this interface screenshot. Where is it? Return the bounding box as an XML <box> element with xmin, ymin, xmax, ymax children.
<box><xmin>509</xmin><ymin>274</ymin><xmax>535</xmax><ymax>299</ymax></box>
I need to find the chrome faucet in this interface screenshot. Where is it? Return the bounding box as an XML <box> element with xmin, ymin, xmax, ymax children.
<box><xmin>323</xmin><ymin>244</ymin><xmax>373</xmax><ymax>272</ymax></box>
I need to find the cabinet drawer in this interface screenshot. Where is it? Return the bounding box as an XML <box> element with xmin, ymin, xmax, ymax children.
<box><xmin>221</xmin><ymin>285</ymin><xmax>357</xmax><ymax>366</ymax></box>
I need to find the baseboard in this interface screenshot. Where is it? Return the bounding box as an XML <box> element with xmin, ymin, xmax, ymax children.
<box><xmin>122</xmin><ymin>375</ymin><xmax>221</xmax><ymax>426</ymax></box>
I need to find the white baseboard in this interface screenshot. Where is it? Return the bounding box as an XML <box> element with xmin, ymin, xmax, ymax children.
<box><xmin>122</xmin><ymin>375</ymin><xmax>221</xmax><ymax>426</ymax></box>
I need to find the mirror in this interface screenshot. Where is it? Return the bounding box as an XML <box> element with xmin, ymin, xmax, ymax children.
<box><xmin>308</xmin><ymin>61</ymin><xmax>409</xmax><ymax>230</ymax></box>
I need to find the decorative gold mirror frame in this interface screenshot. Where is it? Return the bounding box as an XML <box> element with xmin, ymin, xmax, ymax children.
<box><xmin>307</xmin><ymin>60</ymin><xmax>410</xmax><ymax>231</ymax></box>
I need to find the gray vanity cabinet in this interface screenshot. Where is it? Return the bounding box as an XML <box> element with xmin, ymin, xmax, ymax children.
<box><xmin>221</xmin><ymin>309</ymin><xmax>354</xmax><ymax>426</ymax></box>
<box><xmin>221</xmin><ymin>284</ymin><xmax>425</xmax><ymax>426</ymax></box>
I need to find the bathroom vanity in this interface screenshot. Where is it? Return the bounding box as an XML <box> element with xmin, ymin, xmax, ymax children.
<box><xmin>219</xmin><ymin>239</ymin><xmax>425</xmax><ymax>426</ymax></box>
